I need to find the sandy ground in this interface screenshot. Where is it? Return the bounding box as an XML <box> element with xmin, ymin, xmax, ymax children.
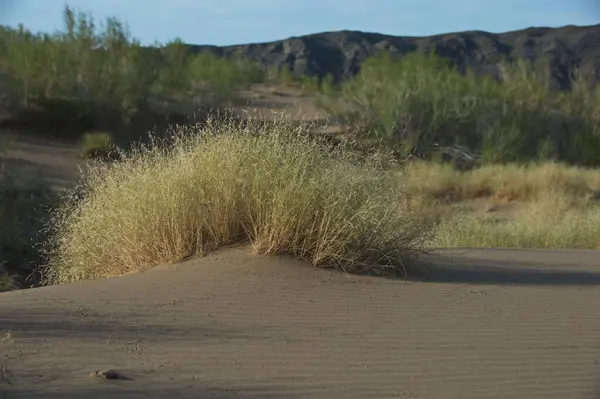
<box><xmin>1</xmin><ymin>87</ymin><xmax>600</xmax><ymax>398</ymax></box>
<box><xmin>1</xmin><ymin>247</ymin><xmax>599</xmax><ymax>399</ymax></box>
<box><xmin>0</xmin><ymin>131</ymin><xmax>84</xmax><ymax>190</ymax></box>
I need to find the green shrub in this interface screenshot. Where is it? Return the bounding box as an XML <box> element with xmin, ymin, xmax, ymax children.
<box><xmin>80</xmin><ymin>131</ymin><xmax>116</xmax><ymax>159</ymax></box>
<box><xmin>0</xmin><ymin>269</ymin><xmax>19</xmax><ymax>293</ymax></box>
<box><xmin>316</xmin><ymin>51</ymin><xmax>600</xmax><ymax>166</ymax></box>
<box><xmin>269</xmin><ymin>64</ymin><xmax>297</xmax><ymax>86</ymax></box>
<box><xmin>0</xmin><ymin>6</ymin><xmax>267</xmax><ymax>128</ymax></box>
<box><xmin>0</xmin><ymin>9</ymin><xmax>154</xmax><ymax>123</ymax></box>
<box><xmin>267</xmin><ymin>64</ymin><xmax>334</xmax><ymax>94</ymax></box>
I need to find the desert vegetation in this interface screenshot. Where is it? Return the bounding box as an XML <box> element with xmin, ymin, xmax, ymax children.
<box><xmin>402</xmin><ymin>161</ymin><xmax>600</xmax><ymax>249</ymax></box>
<box><xmin>307</xmin><ymin>51</ymin><xmax>600</xmax><ymax>250</ymax></box>
<box><xmin>40</xmin><ymin>121</ymin><xmax>600</xmax><ymax>286</ymax></box>
<box><xmin>0</xmin><ymin>6</ymin><xmax>266</xmax><ymax>139</ymax></box>
<box><xmin>79</xmin><ymin>131</ymin><xmax>117</xmax><ymax>159</ymax></box>
<box><xmin>42</xmin><ymin>116</ymin><xmax>431</xmax><ymax>284</ymax></box>
<box><xmin>268</xmin><ymin>64</ymin><xmax>335</xmax><ymax>94</ymax></box>
<box><xmin>0</xmin><ymin>6</ymin><xmax>599</xmax><ymax>292</ymax></box>
<box><xmin>314</xmin><ymin>52</ymin><xmax>600</xmax><ymax>167</ymax></box>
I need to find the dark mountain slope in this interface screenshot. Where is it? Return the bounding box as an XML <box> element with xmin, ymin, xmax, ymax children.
<box><xmin>186</xmin><ymin>24</ymin><xmax>600</xmax><ymax>89</ymax></box>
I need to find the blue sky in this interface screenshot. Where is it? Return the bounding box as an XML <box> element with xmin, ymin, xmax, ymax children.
<box><xmin>0</xmin><ymin>0</ymin><xmax>599</xmax><ymax>46</ymax></box>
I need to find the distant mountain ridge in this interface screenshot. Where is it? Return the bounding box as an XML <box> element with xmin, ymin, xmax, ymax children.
<box><xmin>185</xmin><ymin>24</ymin><xmax>600</xmax><ymax>90</ymax></box>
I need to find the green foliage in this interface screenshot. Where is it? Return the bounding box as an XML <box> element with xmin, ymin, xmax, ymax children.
<box><xmin>316</xmin><ymin>51</ymin><xmax>600</xmax><ymax>166</ymax></box>
<box><xmin>0</xmin><ymin>6</ymin><xmax>266</xmax><ymax>127</ymax></box>
<box><xmin>80</xmin><ymin>131</ymin><xmax>116</xmax><ymax>159</ymax></box>
<box><xmin>0</xmin><ymin>9</ymin><xmax>152</xmax><ymax>121</ymax></box>
<box><xmin>555</xmin><ymin>68</ymin><xmax>600</xmax><ymax>165</ymax></box>
<box><xmin>270</xmin><ymin>64</ymin><xmax>296</xmax><ymax>85</ymax></box>
<box><xmin>0</xmin><ymin>268</ymin><xmax>19</xmax><ymax>292</ymax></box>
<box><xmin>186</xmin><ymin>51</ymin><xmax>266</xmax><ymax>103</ymax></box>
<box><xmin>157</xmin><ymin>38</ymin><xmax>190</xmax><ymax>93</ymax></box>
<box><xmin>267</xmin><ymin>63</ymin><xmax>335</xmax><ymax>94</ymax></box>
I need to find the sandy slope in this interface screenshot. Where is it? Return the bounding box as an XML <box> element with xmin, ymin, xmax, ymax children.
<box><xmin>1</xmin><ymin>247</ymin><xmax>599</xmax><ymax>399</ymax></box>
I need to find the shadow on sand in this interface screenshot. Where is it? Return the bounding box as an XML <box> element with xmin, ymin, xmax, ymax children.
<box><xmin>398</xmin><ymin>249</ymin><xmax>600</xmax><ymax>286</ymax></box>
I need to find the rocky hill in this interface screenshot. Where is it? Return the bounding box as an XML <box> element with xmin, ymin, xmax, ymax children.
<box><xmin>187</xmin><ymin>24</ymin><xmax>600</xmax><ymax>90</ymax></box>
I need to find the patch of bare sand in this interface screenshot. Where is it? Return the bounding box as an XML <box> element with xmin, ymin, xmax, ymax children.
<box><xmin>1</xmin><ymin>129</ymin><xmax>85</xmax><ymax>190</ymax></box>
<box><xmin>234</xmin><ymin>84</ymin><xmax>347</xmax><ymax>135</ymax></box>
<box><xmin>1</xmin><ymin>247</ymin><xmax>599</xmax><ymax>398</ymax></box>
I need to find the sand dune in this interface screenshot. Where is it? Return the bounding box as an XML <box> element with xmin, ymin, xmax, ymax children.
<box><xmin>1</xmin><ymin>247</ymin><xmax>599</xmax><ymax>398</ymax></box>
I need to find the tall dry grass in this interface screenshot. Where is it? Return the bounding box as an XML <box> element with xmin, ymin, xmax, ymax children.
<box><xmin>401</xmin><ymin>161</ymin><xmax>600</xmax><ymax>249</ymax></box>
<box><xmin>432</xmin><ymin>190</ymin><xmax>600</xmax><ymax>249</ymax></box>
<box><xmin>404</xmin><ymin>161</ymin><xmax>600</xmax><ymax>202</ymax></box>
<box><xmin>42</xmin><ymin>114</ymin><xmax>432</xmax><ymax>284</ymax></box>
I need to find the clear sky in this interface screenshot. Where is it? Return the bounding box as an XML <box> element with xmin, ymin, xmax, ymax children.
<box><xmin>0</xmin><ymin>0</ymin><xmax>599</xmax><ymax>46</ymax></box>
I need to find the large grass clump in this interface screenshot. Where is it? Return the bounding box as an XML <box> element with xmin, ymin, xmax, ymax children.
<box><xmin>42</xmin><ymin>114</ymin><xmax>432</xmax><ymax>284</ymax></box>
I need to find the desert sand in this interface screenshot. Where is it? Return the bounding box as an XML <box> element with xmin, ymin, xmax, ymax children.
<box><xmin>1</xmin><ymin>86</ymin><xmax>599</xmax><ymax>398</ymax></box>
<box><xmin>1</xmin><ymin>247</ymin><xmax>599</xmax><ymax>399</ymax></box>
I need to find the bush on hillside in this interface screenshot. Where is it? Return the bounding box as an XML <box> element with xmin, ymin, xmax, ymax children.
<box><xmin>315</xmin><ymin>51</ymin><xmax>600</xmax><ymax>166</ymax></box>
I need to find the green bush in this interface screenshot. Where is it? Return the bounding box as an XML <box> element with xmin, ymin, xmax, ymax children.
<box><xmin>0</xmin><ymin>269</ymin><xmax>19</xmax><ymax>293</ymax></box>
<box><xmin>268</xmin><ymin>64</ymin><xmax>297</xmax><ymax>86</ymax></box>
<box><xmin>80</xmin><ymin>131</ymin><xmax>116</xmax><ymax>159</ymax></box>
<box><xmin>0</xmin><ymin>9</ymin><xmax>153</xmax><ymax>123</ymax></box>
<box><xmin>267</xmin><ymin>64</ymin><xmax>335</xmax><ymax>94</ymax></box>
<box><xmin>316</xmin><ymin>51</ymin><xmax>600</xmax><ymax>166</ymax></box>
<box><xmin>0</xmin><ymin>6</ymin><xmax>266</xmax><ymax>128</ymax></box>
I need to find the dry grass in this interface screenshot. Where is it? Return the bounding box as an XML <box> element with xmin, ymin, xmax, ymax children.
<box><xmin>434</xmin><ymin>194</ymin><xmax>600</xmax><ymax>249</ymax></box>
<box><xmin>401</xmin><ymin>161</ymin><xmax>600</xmax><ymax>249</ymax></box>
<box><xmin>31</xmin><ymin>120</ymin><xmax>600</xmax><ymax>288</ymax></box>
<box><xmin>42</xmin><ymin>114</ymin><xmax>433</xmax><ymax>285</ymax></box>
<box><xmin>404</xmin><ymin>161</ymin><xmax>600</xmax><ymax>203</ymax></box>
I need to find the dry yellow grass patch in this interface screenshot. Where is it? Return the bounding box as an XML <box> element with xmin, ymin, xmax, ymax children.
<box><xmin>42</xmin><ymin>114</ymin><xmax>432</xmax><ymax>285</ymax></box>
<box><xmin>404</xmin><ymin>161</ymin><xmax>600</xmax><ymax>203</ymax></box>
<box><xmin>401</xmin><ymin>161</ymin><xmax>600</xmax><ymax>249</ymax></box>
